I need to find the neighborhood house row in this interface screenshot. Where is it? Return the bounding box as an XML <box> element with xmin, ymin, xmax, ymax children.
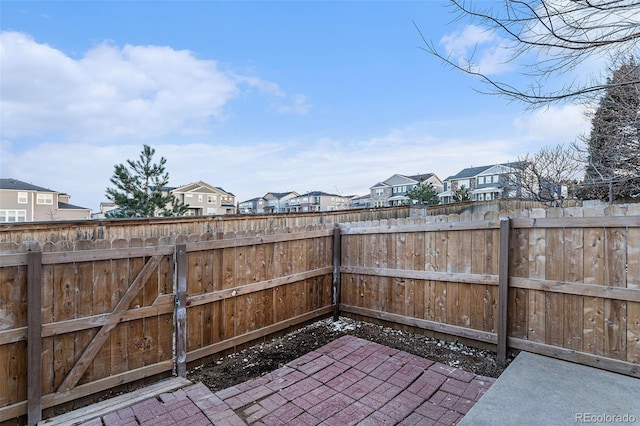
<box><xmin>0</xmin><ymin>162</ymin><xmax>525</xmax><ymax>222</ymax></box>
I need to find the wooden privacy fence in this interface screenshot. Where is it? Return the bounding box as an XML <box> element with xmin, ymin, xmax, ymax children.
<box><xmin>0</xmin><ymin>224</ymin><xmax>336</xmax><ymax>425</ymax></box>
<box><xmin>0</xmin><ymin>207</ymin><xmax>410</xmax><ymax>245</ymax></box>
<box><xmin>338</xmin><ymin>206</ymin><xmax>640</xmax><ymax>379</ymax></box>
<box><xmin>1</xmin><ymin>205</ymin><xmax>639</xmax><ymax>425</ymax></box>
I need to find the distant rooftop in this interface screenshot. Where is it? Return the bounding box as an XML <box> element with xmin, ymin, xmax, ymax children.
<box><xmin>0</xmin><ymin>178</ymin><xmax>57</xmax><ymax>192</ymax></box>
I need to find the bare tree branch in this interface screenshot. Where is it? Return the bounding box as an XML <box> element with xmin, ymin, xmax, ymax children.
<box><xmin>510</xmin><ymin>145</ymin><xmax>582</xmax><ymax>207</ymax></box>
<box><xmin>418</xmin><ymin>0</ymin><xmax>640</xmax><ymax>106</ymax></box>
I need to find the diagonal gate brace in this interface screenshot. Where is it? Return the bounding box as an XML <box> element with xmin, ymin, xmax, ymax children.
<box><xmin>57</xmin><ymin>255</ymin><xmax>163</xmax><ymax>393</ymax></box>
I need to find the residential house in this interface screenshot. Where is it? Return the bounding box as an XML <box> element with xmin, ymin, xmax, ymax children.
<box><xmin>439</xmin><ymin>163</ymin><xmax>522</xmax><ymax>204</ymax></box>
<box><xmin>92</xmin><ymin>201</ymin><xmax>118</xmax><ymax>219</ymax></box>
<box><xmin>370</xmin><ymin>173</ymin><xmax>443</xmax><ymax>207</ymax></box>
<box><xmin>0</xmin><ymin>178</ymin><xmax>91</xmax><ymax>222</ymax></box>
<box><xmin>263</xmin><ymin>191</ymin><xmax>299</xmax><ymax>213</ymax></box>
<box><xmin>239</xmin><ymin>197</ymin><xmax>266</xmax><ymax>214</ymax></box>
<box><xmin>286</xmin><ymin>191</ymin><xmax>351</xmax><ymax>212</ymax></box>
<box><xmin>238</xmin><ymin>192</ymin><xmax>300</xmax><ymax>214</ymax></box>
<box><xmin>349</xmin><ymin>194</ymin><xmax>371</xmax><ymax>209</ymax></box>
<box><xmin>169</xmin><ymin>181</ymin><xmax>236</xmax><ymax>216</ymax></box>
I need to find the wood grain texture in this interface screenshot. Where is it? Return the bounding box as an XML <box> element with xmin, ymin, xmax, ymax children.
<box><xmin>3</xmin><ymin>209</ymin><xmax>640</xmax><ymax>420</ymax></box>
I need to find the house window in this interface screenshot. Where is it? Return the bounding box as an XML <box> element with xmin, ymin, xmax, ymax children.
<box><xmin>478</xmin><ymin>177</ymin><xmax>484</xmax><ymax>185</ymax></box>
<box><xmin>207</xmin><ymin>208</ymin><xmax>216</xmax><ymax>215</ymax></box>
<box><xmin>375</xmin><ymin>189</ymin><xmax>384</xmax><ymax>196</ymax></box>
<box><xmin>207</xmin><ymin>195</ymin><xmax>217</xmax><ymax>204</ymax></box>
<box><xmin>0</xmin><ymin>210</ymin><xmax>27</xmax><ymax>222</ymax></box>
<box><xmin>493</xmin><ymin>175</ymin><xmax>499</xmax><ymax>183</ymax></box>
<box><xmin>37</xmin><ymin>193</ymin><xmax>53</xmax><ymax>205</ymax></box>
<box><xmin>17</xmin><ymin>192</ymin><xmax>28</xmax><ymax>204</ymax></box>
<box><xmin>198</xmin><ymin>194</ymin><xmax>203</xmax><ymax>202</ymax></box>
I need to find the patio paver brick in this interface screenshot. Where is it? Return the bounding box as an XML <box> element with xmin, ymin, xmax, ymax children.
<box><xmin>307</xmin><ymin>393</ymin><xmax>355</xmax><ymax>421</ymax></box>
<box><xmin>59</xmin><ymin>335</ymin><xmax>496</xmax><ymax>426</ymax></box>
<box><xmin>261</xmin><ymin>401</ymin><xmax>304</xmax><ymax>424</ymax></box>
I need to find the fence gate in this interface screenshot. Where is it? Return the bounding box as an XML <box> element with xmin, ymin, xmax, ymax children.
<box><xmin>22</xmin><ymin>241</ymin><xmax>176</xmax><ymax>425</ymax></box>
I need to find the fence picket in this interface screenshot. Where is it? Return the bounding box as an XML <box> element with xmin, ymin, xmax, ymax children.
<box><xmin>629</xmin><ymin>221</ymin><xmax>640</xmax><ymax>363</ymax></box>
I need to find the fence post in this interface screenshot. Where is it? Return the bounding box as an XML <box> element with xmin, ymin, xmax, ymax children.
<box><xmin>497</xmin><ymin>217</ymin><xmax>511</xmax><ymax>367</ymax></box>
<box><xmin>175</xmin><ymin>244</ymin><xmax>187</xmax><ymax>378</ymax></box>
<box><xmin>27</xmin><ymin>250</ymin><xmax>43</xmax><ymax>426</ymax></box>
<box><xmin>332</xmin><ymin>225</ymin><xmax>342</xmax><ymax>321</ymax></box>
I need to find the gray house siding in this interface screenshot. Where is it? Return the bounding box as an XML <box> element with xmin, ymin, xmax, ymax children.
<box><xmin>0</xmin><ymin>178</ymin><xmax>91</xmax><ymax>222</ymax></box>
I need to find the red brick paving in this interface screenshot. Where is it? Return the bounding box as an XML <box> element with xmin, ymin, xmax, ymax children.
<box><xmin>77</xmin><ymin>336</ymin><xmax>495</xmax><ymax>425</ymax></box>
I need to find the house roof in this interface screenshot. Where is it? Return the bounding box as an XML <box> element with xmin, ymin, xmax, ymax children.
<box><xmin>264</xmin><ymin>191</ymin><xmax>298</xmax><ymax>199</ymax></box>
<box><xmin>376</xmin><ymin>173</ymin><xmax>440</xmax><ymax>189</ymax></box>
<box><xmin>351</xmin><ymin>194</ymin><xmax>370</xmax><ymax>201</ymax></box>
<box><xmin>444</xmin><ymin>163</ymin><xmax>525</xmax><ymax>181</ymax></box>
<box><xmin>406</xmin><ymin>173</ymin><xmax>435</xmax><ymax>182</ymax></box>
<box><xmin>170</xmin><ymin>181</ymin><xmax>235</xmax><ymax>196</ymax></box>
<box><xmin>58</xmin><ymin>202</ymin><xmax>90</xmax><ymax>210</ymax></box>
<box><xmin>444</xmin><ymin>165</ymin><xmax>494</xmax><ymax>181</ymax></box>
<box><xmin>370</xmin><ymin>182</ymin><xmax>390</xmax><ymax>189</ymax></box>
<box><xmin>383</xmin><ymin>174</ymin><xmax>417</xmax><ymax>186</ymax></box>
<box><xmin>240</xmin><ymin>197</ymin><xmax>264</xmax><ymax>204</ymax></box>
<box><xmin>296</xmin><ymin>191</ymin><xmax>343</xmax><ymax>197</ymax></box>
<box><xmin>216</xmin><ymin>187</ymin><xmax>234</xmax><ymax>196</ymax></box>
<box><xmin>0</xmin><ymin>178</ymin><xmax>57</xmax><ymax>192</ymax></box>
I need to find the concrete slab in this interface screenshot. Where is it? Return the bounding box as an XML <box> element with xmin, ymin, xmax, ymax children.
<box><xmin>459</xmin><ymin>351</ymin><xmax>640</xmax><ymax>426</ymax></box>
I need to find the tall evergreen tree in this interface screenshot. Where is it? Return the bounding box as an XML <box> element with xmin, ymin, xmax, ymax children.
<box><xmin>105</xmin><ymin>145</ymin><xmax>188</xmax><ymax>218</ymax></box>
<box><xmin>406</xmin><ymin>178</ymin><xmax>440</xmax><ymax>206</ymax></box>
<box><xmin>583</xmin><ymin>59</ymin><xmax>640</xmax><ymax>203</ymax></box>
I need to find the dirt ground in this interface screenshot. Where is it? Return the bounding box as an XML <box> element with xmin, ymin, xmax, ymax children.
<box><xmin>189</xmin><ymin>317</ymin><xmax>507</xmax><ymax>392</ymax></box>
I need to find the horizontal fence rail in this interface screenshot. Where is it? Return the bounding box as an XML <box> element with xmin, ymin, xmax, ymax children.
<box><xmin>1</xmin><ymin>203</ymin><xmax>639</xmax><ymax>425</ymax></box>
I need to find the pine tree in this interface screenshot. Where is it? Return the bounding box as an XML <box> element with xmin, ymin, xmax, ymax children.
<box><xmin>583</xmin><ymin>59</ymin><xmax>640</xmax><ymax>203</ymax></box>
<box><xmin>406</xmin><ymin>178</ymin><xmax>439</xmax><ymax>206</ymax></box>
<box><xmin>452</xmin><ymin>185</ymin><xmax>471</xmax><ymax>203</ymax></box>
<box><xmin>105</xmin><ymin>145</ymin><xmax>188</xmax><ymax>218</ymax></box>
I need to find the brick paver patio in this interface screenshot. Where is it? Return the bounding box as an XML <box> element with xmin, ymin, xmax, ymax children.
<box><xmin>78</xmin><ymin>336</ymin><xmax>496</xmax><ymax>425</ymax></box>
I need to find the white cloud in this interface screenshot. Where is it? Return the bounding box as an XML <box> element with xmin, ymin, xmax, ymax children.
<box><xmin>0</xmin><ymin>29</ymin><xmax>593</xmax><ymax>214</ymax></box>
<box><xmin>0</xmin><ymin>130</ymin><xmax>514</xmax><ymax>212</ymax></box>
<box><xmin>235</xmin><ymin>75</ymin><xmax>310</xmax><ymax>115</ymax></box>
<box><xmin>440</xmin><ymin>25</ymin><xmax>496</xmax><ymax>58</ymax></box>
<box><xmin>440</xmin><ymin>24</ymin><xmax>515</xmax><ymax>75</ymax></box>
<box><xmin>0</xmin><ymin>31</ymin><xmax>308</xmax><ymax>141</ymax></box>
<box><xmin>274</xmin><ymin>94</ymin><xmax>310</xmax><ymax>115</ymax></box>
<box><xmin>513</xmin><ymin>104</ymin><xmax>591</xmax><ymax>145</ymax></box>
<box><xmin>1</xmin><ymin>105</ymin><xmax>588</xmax><ymax>213</ymax></box>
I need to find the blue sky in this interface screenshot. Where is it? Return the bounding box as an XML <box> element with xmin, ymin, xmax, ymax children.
<box><xmin>0</xmin><ymin>1</ymin><xmax>591</xmax><ymax>211</ymax></box>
